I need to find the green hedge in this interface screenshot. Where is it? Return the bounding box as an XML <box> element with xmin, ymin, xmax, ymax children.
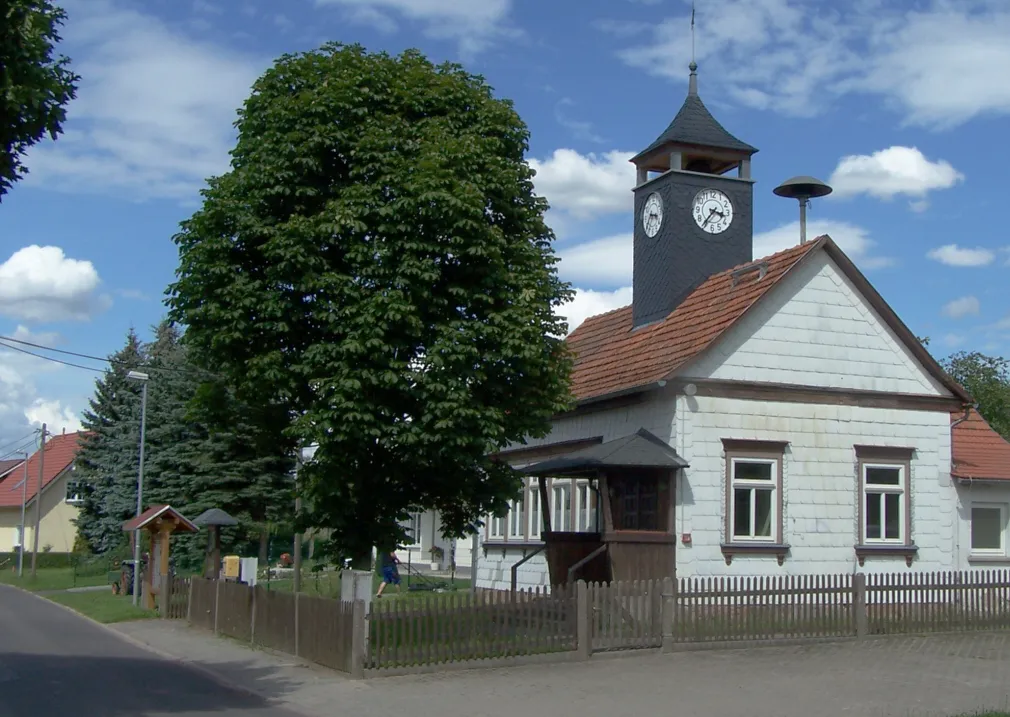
<box><xmin>0</xmin><ymin>552</ymin><xmax>123</xmax><ymax>572</ymax></box>
<box><xmin>0</xmin><ymin>552</ymin><xmax>76</xmax><ymax>569</ymax></box>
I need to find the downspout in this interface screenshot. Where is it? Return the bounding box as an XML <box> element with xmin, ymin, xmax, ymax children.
<box><xmin>949</xmin><ymin>404</ymin><xmax>977</xmax><ymax>571</ymax></box>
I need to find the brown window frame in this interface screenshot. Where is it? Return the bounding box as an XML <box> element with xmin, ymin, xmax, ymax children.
<box><xmin>854</xmin><ymin>445</ymin><xmax>917</xmax><ymax>567</ymax></box>
<box><xmin>720</xmin><ymin>439</ymin><xmax>789</xmax><ymax>565</ymax></box>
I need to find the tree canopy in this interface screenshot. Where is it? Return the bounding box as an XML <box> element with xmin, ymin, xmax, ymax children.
<box><xmin>167</xmin><ymin>44</ymin><xmax>574</xmax><ymax>560</ymax></box>
<box><xmin>0</xmin><ymin>0</ymin><xmax>79</xmax><ymax>199</ymax></box>
<box><xmin>942</xmin><ymin>351</ymin><xmax>1010</xmax><ymax>439</ymax></box>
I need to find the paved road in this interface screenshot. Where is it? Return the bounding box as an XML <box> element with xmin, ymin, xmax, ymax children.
<box><xmin>0</xmin><ymin>585</ymin><xmax>302</xmax><ymax>717</ymax></box>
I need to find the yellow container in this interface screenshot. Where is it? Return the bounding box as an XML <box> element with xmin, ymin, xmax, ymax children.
<box><xmin>223</xmin><ymin>555</ymin><xmax>240</xmax><ymax>579</ymax></box>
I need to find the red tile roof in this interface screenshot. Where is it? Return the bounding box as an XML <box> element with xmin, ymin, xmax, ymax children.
<box><xmin>0</xmin><ymin>459</ymin><xmax>24</xmax><ymax>479</ymax></box>
<box><xmin>0</xmin><ymin>432</ymin><xmax>85</xmax><ymax>508</ymax></box>
<box><xmin>566</xmin><ymin>239</ymin><xmax>822</xmax><ymax>402</ymax></box>
<box><xmin>565</xmin><ymin>235</ymin><xmax>968</xmax><ymax>404</ymax></box>
<box><xmin>951</xmin><ymin>409</ymin><xmax>1010</xmax><ymax>481</ymax></box>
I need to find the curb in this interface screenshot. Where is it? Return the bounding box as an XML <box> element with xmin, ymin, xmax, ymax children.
<box><xmin>10</xmin><ymin>585</ymin><xmax>309</xmax><ymax>714</ymax></box>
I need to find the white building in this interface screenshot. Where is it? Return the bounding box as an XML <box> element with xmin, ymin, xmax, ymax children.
<box><xmin>465</xmin><ymin>63</ymin><xmax>1010</xmax><ymax>591</ymax></box>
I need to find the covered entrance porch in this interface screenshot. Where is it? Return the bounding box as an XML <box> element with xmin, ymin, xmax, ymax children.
<box><xmin>519</xmin><ymin>428</ymin><xmax>687</xmax><ymax>585</ymax></box>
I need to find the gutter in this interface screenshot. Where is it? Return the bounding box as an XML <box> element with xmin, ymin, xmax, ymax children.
<box><xmin>950</xmin><ymin>403</ymin><xmax>976</xmax><ymax>429</ymax></box>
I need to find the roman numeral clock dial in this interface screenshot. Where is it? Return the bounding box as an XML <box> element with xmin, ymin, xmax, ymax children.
<box><xmin>692</xmin><ymin>188</ymin><xmax>734</xmax><ymax>234</ymax></box>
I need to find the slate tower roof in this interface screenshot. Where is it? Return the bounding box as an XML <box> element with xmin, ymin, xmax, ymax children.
<box><xmin>632</xmin><ymin>63</ymin><xmax>757</xmax><ymax>162</ymax></box>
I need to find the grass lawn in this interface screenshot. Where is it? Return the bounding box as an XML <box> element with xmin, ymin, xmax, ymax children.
<box><xmin>0</xmin><ymin>567</ymin><xmax>109</xmax><ymax>592</ymax></box>
<box><xmin>47</xmin><ymin>590</ymin><xmax>156</xmax><ymax>624</ymax></box>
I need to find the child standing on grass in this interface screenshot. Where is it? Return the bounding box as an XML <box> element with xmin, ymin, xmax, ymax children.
<box><xmin>376</xmin><ymin>549</ymin><xmax>401</xmax><ymax>598</ymax></box>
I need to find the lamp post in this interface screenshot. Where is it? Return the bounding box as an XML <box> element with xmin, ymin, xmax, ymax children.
<box><xmin>127</xmin><ymin>370</ymin><xmax>149</xmax><ymax>606</ymax></box>
<box><xmin>16</xmin><ymin>448</ymin><xmax>29</xmax><ymax>577</ymax></box>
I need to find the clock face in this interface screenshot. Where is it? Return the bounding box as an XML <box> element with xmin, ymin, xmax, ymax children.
<box><xmin>642</xmin><ymin>192</ymin><xmax>663</xmax><ymax>238</ymax></box>
<box><xmin>692</xmin><ymin>188</ymin><xmax>734</xmax><ymax>234</ymax></box>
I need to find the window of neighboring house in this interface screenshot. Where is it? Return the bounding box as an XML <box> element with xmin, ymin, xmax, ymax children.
<box><xmin>576</xmin><ymin>480</ymin><xmax>599</xmax><ymax>532</ymax></box>
<box><xmin>405</xmin><ymin>512</ymin><xmax>423</xmax><ymax>547</ymax></box>
<box><xmin>862</xmin><ymin>464</ymin><xmax>905</xmax><ymax>543</ymax></box>
<box><xmin>552</xmin><ymin>480</ymin><xmax>572</xmax><ymax>532</ymax></box>
<box><xmin>65</xmin><ymin>479</ymin><xmax>84</xmax><ymax>506</ymax></box>
<box><xmin>971</xmin><ymin>504</ymin><xmax>1007</xmax><ymax>555</ymax></box>
<box><xmin>528</xmin><ymin>478</ymin><xmax>542</xmax><ymax>539</ymax></box>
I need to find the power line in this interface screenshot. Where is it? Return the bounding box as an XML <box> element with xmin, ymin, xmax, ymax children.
<box><xmin>0</xmin><ymin>334</ymin><xmax>210</xmax><ymax>377</ymax></box>
<box><xmin>0</xmin><ymin>340</ymin><xmax>106</xmax><ymax>374</ymax></box>
<box><xmin>0</xmin><ymin>436</ymin><xmax>40</xmax><ymax>463</ymax></box>
<box><xmin>0</xmin><ymin>431</ymin><xmax>38</xmax><ymax>457</ymax></box>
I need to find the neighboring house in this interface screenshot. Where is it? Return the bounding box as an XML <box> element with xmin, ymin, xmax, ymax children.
<box><xmin>0</xmin><ymin>432</ymin><xmax>86</xmax><ymax>554</ymax></box>
<box><xmin>463</xmin><ymin>64</ymin><xmax>1010</xmax><ymax>591</ymax></box>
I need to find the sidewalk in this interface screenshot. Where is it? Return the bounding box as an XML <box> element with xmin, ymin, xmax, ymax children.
<box><xmin>114</xmin><ymin>619</ymin><xmax>1010</xmax><ymax>717</ymax></box>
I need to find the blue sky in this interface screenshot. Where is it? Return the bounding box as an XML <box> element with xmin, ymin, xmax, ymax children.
<box><xmin>0</xmin><ymin>0</ymin><xmax>1008</xmax><ymax>446</ymax></box>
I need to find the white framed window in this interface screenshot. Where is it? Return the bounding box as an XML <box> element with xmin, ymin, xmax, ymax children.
<box><xmin>528</xmin><ymin>479</ymin><xmax>542</xmax><ymax>539</ymax></box>
<box><xmin>730</xmin><ymin>458</ymin><xmax>777</xmax><ymax>541</ymax></box>
<box><xmin>552</xmin><ymin>480</ymin><xmax>572</xmax><ymax>532</ymax></box>
<box><xmin>971</xmin><ymin>503</ymin><xmax>1007</xmax><ymax>555</ymax></box>
<box><xmin>65</xmin><ymin>479</ymin><xmax>83</xmax><ymax>506</ymax></box>
<box><xmin>508</xmin><ymin>495</ymin><xmax>525</xmax><ymax>539</ymax></box>
<box><xmin>489</xmin><ymin>512</ymin><xmax>506</xmax><ymax>540</ymax></box>
<box><xmin>863</xmin><ymin>464</ymin><xmax>905</xmax><ymax>543</ymax></box>
<box><xmin>576</xmin><ymin>481</ymin><xmax>598</xmax><ymax>532</ymax></box>
<box><xmin>405</xmin><ymin>512</ymin><xmax>423</xmax><ymax>547</ymax></box>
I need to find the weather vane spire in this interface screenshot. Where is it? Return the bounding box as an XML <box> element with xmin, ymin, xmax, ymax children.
<box><xmin>688</xmin><ymin>2</ymin><xmax>698</xmax><ymax>95</ymax></box>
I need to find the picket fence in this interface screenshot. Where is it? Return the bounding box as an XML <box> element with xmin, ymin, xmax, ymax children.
<box><xmin>175</xmin><ymin>570</ymin><xmax>1010</xmax><ymax>678</ymax></box>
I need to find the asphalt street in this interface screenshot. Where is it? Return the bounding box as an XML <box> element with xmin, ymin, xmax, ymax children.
<box><xmin>0</xmin><ymin>585</ymin><xmax>302</xmax><ymax>717</ymax></box>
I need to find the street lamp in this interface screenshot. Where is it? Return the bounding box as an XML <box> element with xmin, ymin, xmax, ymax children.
<box><xmin>127</xmin><ymin>370</ymin><xmax>149</xmax><ymax>606</ymax></box>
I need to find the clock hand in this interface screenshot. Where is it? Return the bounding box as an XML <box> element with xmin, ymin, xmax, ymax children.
<box><xmin>702</xmin><ymin>208</ymin><xmax>717</xmax><ymax>227</ymax></box>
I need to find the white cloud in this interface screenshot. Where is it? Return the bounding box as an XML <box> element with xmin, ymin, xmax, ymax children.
<box><xmin>557</xmin><ymin>235</ymin><xmax>632</xmax><ymax>287</ymax></box>
<box><xmin>829</xmin><ymin>147</ymin><xmax>963</xmax><ymax>205</ymax></box>
<box><xmin>530</xmin><ymin>149</ymin><xmax>635</xmax><ymax>221</ymax></box>
<box><xmin>558</xmin><ymin>287</ymin><xmax>632</xmax><ymax>335</ymax></box>
<box><xmin>555</xmin><ymin>99</ymin><xmax>606</xmax><ymax>143</ymax></box>
<box><xmin>927</xmin><ymin>244</ymin><xmax>995</xmax><ymax>267</ymax></box>
<box><xmin>25</xmin><ymin>399</ymin><xmax>83</xmax><ymax>436</ymax></box>
<box><xmin>606</xmin><ymin>1</ymin><xmax>1010</xmax><ymax>129</ymax></box>
<box><xmin>752</xmin><ymin>219</ymin><xmax>892</xmax><ymax>269</ymax></box>
<box><xmin>24</xmin><ymin>0</ymin><xmax>264</xmax><ymax>201</ymax></box>
<box><xmin>316</xmin><ymin>0</ymin><xmax>516</xmax><ymax>56</ymax></box>
<box><xmin>942</xmin><ymin>296</ymin><xmax>981</xmax><ymax>319</ymax></box>
<box><xmin>942</xmin><ymin>333</ymin><xmax>966</xmax><ymax>348</ymax></box>
<box><xmin>0</xmin><ymin>246</ymin><xmax>110</xmax><ymax>322</ymax></box>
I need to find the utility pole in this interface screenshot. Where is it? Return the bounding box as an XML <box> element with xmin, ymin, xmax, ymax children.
<box><xmin>17</xmin><ymin>449</ymin><xmax>28</xmax><ymax>577</ymax></box>
<box><xmin>293</xmin><ymin>448</ymin><xmax>303</xmax><ymax>594</ymax></box>
<box><xmin>127</xmin><ymin>371</ymin><xmax>150</xmax><ymax>607</ymax></box>
<box><xmin>30</xmin><ymin>423</ymin><xmax>47</xmax><ymax>578</ymax></box>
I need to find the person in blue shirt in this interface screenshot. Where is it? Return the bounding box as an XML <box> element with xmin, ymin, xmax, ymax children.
<box><xmin>376</xmin><ymin>549</ymin><xmax>401</xmax><ymax>598</ymax></box>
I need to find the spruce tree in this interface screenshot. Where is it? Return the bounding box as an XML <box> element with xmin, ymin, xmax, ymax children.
<box><xmin>74</xmin><ymin>329</ymin><xmax>146</xmax><ymax>554</ymax></box>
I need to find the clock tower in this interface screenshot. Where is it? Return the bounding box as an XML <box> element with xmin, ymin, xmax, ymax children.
<box><xmin>631</xmin><ymin>62</ymin><xmax>758</xmax><ymax>328</ymax></box>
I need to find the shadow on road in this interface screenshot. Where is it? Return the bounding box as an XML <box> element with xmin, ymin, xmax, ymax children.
<box><xmin>0</xmin><ymin>652</ymin><xmax>299</xmax><ymax>716</ymax></box>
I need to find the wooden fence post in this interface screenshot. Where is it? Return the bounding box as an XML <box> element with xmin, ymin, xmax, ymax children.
<box><xmin>576</xmin><ymin>580</ymin><xmax>591</xmax><ymax>661</ymax></box>
<box><xmin>213</xmin><ymin>578</ymin><xmax>221</xmax><ymax>636</ymax></box>
<box><xmin>350</xmin><ymin>599</ymin><xmax>366</xmax><ymax>679</ymax></box>
<box><xmin>186</xmin><ymin>578</ymin><xmax>194</xmax><ymax>624</ymax></box>
<box><xmin>250</xmin><ymin>585</ymin><xmax>257</xmax><ymax>645</ymax></box>
<box><xmin>854</xmin><ymin>572</ymin><xmax>867</xmax><ymax>639</ymax></box>
<box><xmin>661</xmin><ymin>576</ymin><xmax>674</xmax><ymax>653</ymax></box>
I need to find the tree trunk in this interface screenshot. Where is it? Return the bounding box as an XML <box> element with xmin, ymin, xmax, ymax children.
<box><xmin>258</xmin><ymin>528</ymin><xmax>269</xmax><ymax>563</ymax></box>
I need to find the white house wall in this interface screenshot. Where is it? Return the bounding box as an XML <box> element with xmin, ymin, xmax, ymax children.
<box><xmin>678</xmin><ymin>394</ymin><xmax>955</xmax><ymax>577</ymax></box>
<box><xmin>684</xmin><ymin>252</ymin><xmax>950</xmax><ymax>397</ymax></box>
